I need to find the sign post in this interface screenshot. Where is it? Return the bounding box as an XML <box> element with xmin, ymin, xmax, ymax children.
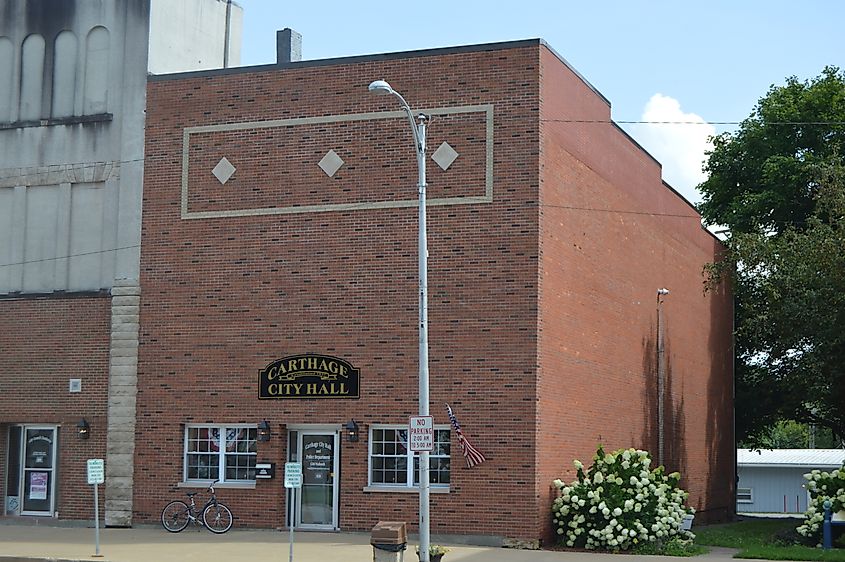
<box><xmin>284</xmin><ymin>462</ymin><xmax>302</xmax><ymax>562</ymax></box>
<box><xmin>409</xmin><ymin>416</ymin><xmax>434</xmax><ymax>452</ymax></box>
<box><xmin>86</xmin><ymin>459</ymin><xmax>105</xmax><ymax>558</ymax></box>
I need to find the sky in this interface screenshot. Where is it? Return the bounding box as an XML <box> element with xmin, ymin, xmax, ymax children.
<box><xmin>233</xmin><ymin>0</ymin><xmax>845</xmax><ymax>205</ymax></box>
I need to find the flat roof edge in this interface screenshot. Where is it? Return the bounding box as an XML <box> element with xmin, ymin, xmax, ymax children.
<box><xmin>538</xmin><ymin>39</ymin><xmax>611</xmax><ymax>108</ymax></box>
<box><xmin>609</xmin><ymin>122</ymin><xmax>716</xmax><ymax>240</ymax></box>
<box><xmin>148</xmin><ymin>38</ymin><xmax>544</xmax><ymax>82</ymax></box>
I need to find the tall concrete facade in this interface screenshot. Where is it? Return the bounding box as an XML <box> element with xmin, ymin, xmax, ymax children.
<box><xmin>0</xmin><ymin>0</ymin><xmax>241</xmax><ymax>526</ymax></box>
<box><xmin>148</xmin><ymin>0</ymin><xmax>243</xmax><ymax>74</ymax></box>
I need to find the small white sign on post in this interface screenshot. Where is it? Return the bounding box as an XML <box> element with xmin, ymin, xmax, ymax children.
<box><xmin>86</xmin><ymin>459</ymin><xmax>105</xmax><ymax>558</ymax></box>
<box><xmin>87</xmin><ymin>459</ymin><xmax>105</xmax><ymax>485</ymax></box>
<box><xmin>284</xmin><ymin>462</ymin><xmax>302</xmax><ymax>562</ymax></box>
<box><xmin>409</xmin><ymin>415</ymin><xmax>434</xmax><ymax>452</ymax></box>
<box><xmin>284</xmin><ymin>462</ymin><xmax>302</xmax><ymax>489</ymax></box>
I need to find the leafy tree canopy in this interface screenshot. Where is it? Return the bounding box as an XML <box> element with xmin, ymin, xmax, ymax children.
<box><xmin>698</xmin><ymin>66</ymin><xmax>845</xmax><ymax>234</ymax></box>
<box><xmin>738</xmin><ymin>419</ymin><xmax>843</xmax><ymax>450</ymax></box>
<box><xmin>709</xmin><ymin>167</ymin><xmax>845</xmax><ymax>445</ymax></box>
<box><xmin>699</xmin><ymin>67</ymin><xmax>845</xmax><ymax>447</ymax></box>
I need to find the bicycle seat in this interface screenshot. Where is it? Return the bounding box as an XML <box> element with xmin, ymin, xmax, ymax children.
<box><xmin>185</xmin><ymin>492</ymin><xmax>198</xmax><ymax>497</ymax></box>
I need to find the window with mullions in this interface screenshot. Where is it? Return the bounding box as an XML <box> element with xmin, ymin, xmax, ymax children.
<box><xmin>184</xmin><ymin>426</ymin><xmax>257</xmax><ymax>483</ymax></box>
<box><xmin>369</xmin><ymin>426</ymin><xmax>450</xmax><ymax>487</ymax></box>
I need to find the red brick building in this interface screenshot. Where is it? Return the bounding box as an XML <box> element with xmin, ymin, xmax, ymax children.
<box><xmin>0</xmin><ymin>295</ymin><xmax>112</xmax><ymax>519</ymax></box>
<box><xmin>134</xmin><ymin>39</ymin><xmax>733</xmax><ymax>545</ymax></box>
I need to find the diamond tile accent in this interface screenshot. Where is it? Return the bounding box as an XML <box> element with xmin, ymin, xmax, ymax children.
<box><xmin>212</xmin><ymin>157</ymin><xmax>236</xmax><ymax>184</ymax></box>
<box><xmin>318</xmin><ymin>150</ymin><xmax>344</xmax><ymax>177</ymax></box>
<box><xmin>431</xmin><ymin>142</ymin><xmax>459</xmax><ymax>171</ymax></box>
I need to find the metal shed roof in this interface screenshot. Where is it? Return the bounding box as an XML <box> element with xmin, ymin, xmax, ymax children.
<box><xmin>737</xmin><ymin>449</ymin><xmax>845</xmax><ymax>469</ymax></box>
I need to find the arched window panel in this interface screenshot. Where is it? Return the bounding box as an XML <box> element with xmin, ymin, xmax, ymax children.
<box><xmin>0</xmin><ymin>37</ymin><xmax>13</xmax><ymax>122</ymax></box>
<box><xmin>20</xmin><ymin>34</ymin><xmax>46</xmax><ymax>121</ymax></box>
<box><xmin>52</xmin><ymin>30</ymin><xmax>78</xmax><ymax>118</ymax></box>
<box><xmin>83</xmin><ymin>26</ymin><xmax>109</xmax><ymax>115</ymax></box>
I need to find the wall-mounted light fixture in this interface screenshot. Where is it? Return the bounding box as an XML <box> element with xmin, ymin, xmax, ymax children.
<box><xmin>257</xmin><ymin>419</ymin><xmax>271</xmax><ymax>442</ymax></box>
<box><xmin>344</xmin><ymin>419</ymin><xmax>359</xmax><ymax>442</ymax></box>
<box><xmin>77</xmin><ymin>418</ymin><xmax>90</xmax><ymax>440</ymax></box>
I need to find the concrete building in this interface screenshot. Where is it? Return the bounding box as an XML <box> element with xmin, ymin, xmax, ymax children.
<box><xmin>0</xmin><ymin>0</ymin><xmax>241</xmax><ymax>526</ymax></box>
<box><xmin>737</xmin><ymin>449</ymin><xmax>845</xmax><ymax>514</ymax></box>
<box><xmin>133</xmin><ymin>37</ymin><xmax>735</xmax><ymax>545</ymax></box>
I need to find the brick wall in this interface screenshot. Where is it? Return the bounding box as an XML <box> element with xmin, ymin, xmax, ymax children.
<box><xmin>0</xmin><ymin>294</ymin><xmax>111</xmax><ymax>518</ymax></box>
<box><xmin>138</xmin><ymin>39</ymin><xmax>734</xmax><ymax>543</ymax></box>
<box><xmin>535</xmin><ymin>45</ymin><xmax>734</xmax><ymax>542</ymax></box>
<box><xmin>138</xmin><ymin>45</ymin><xmax>542</xmax><ymax>539</ymax></box>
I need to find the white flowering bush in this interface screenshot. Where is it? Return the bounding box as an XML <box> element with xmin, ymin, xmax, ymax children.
<box><xmin>797</xmin><ymin>463</ymin><xmax>845</xmax><ymax>541</ymax></box>
<box><xmin>551</xmin><ymin>446</ymin><xmax>694</xmax><ymax>551</ymax></box>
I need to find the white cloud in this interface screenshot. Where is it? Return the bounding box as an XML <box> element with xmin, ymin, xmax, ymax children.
<box><xmin>628</xmin><ymin>94</ymin><xmax>715</xmax><ymax>205</ymax></box>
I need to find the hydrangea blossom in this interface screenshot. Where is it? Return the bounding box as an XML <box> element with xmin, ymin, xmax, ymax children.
<box><xmin>797</xmin><ymin>463</ymin><xmax>845</xmax><ymax>543</ymax></box>
<box><xmin>551</xmin><ymin>446</ymin><xmax>694</xmax><ymax>551</ymax></box>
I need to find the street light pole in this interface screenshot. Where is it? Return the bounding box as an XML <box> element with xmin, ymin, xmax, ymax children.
<box><xmin>656</xmin><ymin>288</ymin><xmax>669</xmax><ymax>468</ymax></box>
<box><xmin>368</xmin><ymin>80</ymin><xmax>431</xmax><ymax>562</ymax></box>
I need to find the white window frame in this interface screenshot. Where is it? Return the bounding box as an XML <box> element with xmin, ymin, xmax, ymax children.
<box><xmin>737</xmin><ymin>487</ymin><xmax>753</xmax><ymax>503</ymax></box>
<box><xmin>367</xmin><ymin>424</ymin><xmax>450</xmax><ymax>490</ymax></box>
<box><xmin>183</xmin><ymin>424</ymin><xmax>257</xmax><ymax>484</ymax></box>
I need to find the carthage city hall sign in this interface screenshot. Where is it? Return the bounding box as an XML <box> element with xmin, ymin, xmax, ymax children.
<box><xmin>259</xmin><ymin>354</ymin><xmax>360</xmax><ymax>399</ymax></box>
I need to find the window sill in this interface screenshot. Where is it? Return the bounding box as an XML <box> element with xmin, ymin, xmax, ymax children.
<box><xmin>179</xmin><ymin>481</ymin><xmax>256</xmax><ymax>490</ymax></box>
<box><xmin>363</xmin><ymin>486</ymin><xmax>450</xmax><ymax>494</ymax></box>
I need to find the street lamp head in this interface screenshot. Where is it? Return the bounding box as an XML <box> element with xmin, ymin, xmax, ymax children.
<box><xmin>368</xmin><ymin>80</ymin><xmax>395</xmax><ymax>95</ymax></box>
<box><xmin>657</xmin><ymin>288</ymin><xmax>670</xmax><ymax>296</ymax></box>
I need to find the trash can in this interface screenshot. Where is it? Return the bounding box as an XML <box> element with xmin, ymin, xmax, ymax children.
<box><xmin>371</xmin><ymin>521</ymin><xmax>407</xmax><ymax>562</ymax></box>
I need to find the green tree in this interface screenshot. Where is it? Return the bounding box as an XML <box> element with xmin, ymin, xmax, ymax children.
<box><xmin>738</xmin><ymin>419</ymin><xmax>843</xmax><ymax>449</ymax></box>
<box><xmin>698</xmin><ymin>66</ymin><xmax>845</xmax><ymax>234</ymax></box>
<box><xmin>756</xmin><ymin>420</ymin><xmax>809</xmax><ymax>449</ymax></box>
<box><xmin>707</xmin><ymin>169</ymin><xmax>845</xmax><ymax>445</ymax></box>
<box><xmin>699</xmin><ymin>67</ymin><xmax>845</xmax><ymax>447</ymax></box>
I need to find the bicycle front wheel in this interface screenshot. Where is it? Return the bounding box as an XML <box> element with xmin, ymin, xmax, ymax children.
<box><xmin>161</xmin><ymin>500</ymin><xmax>190</xmax><ymax>532</ymax></box>
<box><xmin>202</xmin><ymin>502</ymin><xmax>233</xmax><ymax>533</ymax></box>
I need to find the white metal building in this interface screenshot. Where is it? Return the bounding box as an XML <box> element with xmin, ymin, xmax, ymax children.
<box><xmin>737</xmin><ymin>449</ymin><xmax>845</xmax><ymax>514</ymax></box>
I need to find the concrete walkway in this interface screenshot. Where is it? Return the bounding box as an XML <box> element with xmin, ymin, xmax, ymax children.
<box><xmin>0</xmin><ymin>523</ymin><xmax>750</xmax><ymax>562</ymax></box>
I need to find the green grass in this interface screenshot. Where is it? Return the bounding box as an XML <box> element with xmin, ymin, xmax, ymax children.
<box><xmin>695</xmin><ymin>518</ymin><xmax>845</xmax><ymax>561</ymax></box>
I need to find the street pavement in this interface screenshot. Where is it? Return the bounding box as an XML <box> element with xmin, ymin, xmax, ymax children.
<box><xmin>0</xmin><ymin>522</ymin><xmax>752</xmax><ymax>562</ymax></box>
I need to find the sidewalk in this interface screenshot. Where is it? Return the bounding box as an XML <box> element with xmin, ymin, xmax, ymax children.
<box><xmin>0</xmin><ymin>523</ymin><xmax>744</xmax><ymax>562</ymax></box>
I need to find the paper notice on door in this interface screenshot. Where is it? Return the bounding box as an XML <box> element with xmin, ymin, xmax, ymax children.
<box><xmin>29</xmin><ymin>472</ymin><xmax>48</xmax><ymax>500</ymax></box>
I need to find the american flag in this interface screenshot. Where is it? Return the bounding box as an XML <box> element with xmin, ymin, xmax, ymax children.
<box><xmin>446</xmin><ymin>403</ymin><xmax>486</xmax><ymax>468</ymax></box>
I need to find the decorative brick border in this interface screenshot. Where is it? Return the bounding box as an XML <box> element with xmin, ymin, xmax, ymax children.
<box><xmin>180</xmin><ymin>105</ymin><xmax>494</xmax><ymax>220</ymax></box>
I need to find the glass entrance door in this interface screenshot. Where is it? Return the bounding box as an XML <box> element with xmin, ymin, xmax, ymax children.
<box><xmin>297</xmin><ymin>432</ymin><xmax>338</xmax><ymax>529</ymax></box>
<box><xmin>18</xmin><ymin>427</ymin><xmax>57</xmax><ymax>516</ymax></box>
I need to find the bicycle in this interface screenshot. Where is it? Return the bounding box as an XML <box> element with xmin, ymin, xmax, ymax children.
<box><xmin>160</xmin><ymin>480</ymin><xmax>233</xmax><ymax>534</ymax></box>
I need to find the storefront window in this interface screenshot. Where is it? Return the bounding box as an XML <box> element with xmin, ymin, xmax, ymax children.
<box><xmin>185</xmin><ymin>426</ymin><xmax>256</xmax><ymax>483</ymax></box>
<box><xmin>369</xmin><ymin>426</ymin><xmax>450</xmax><ymax>488</ymax></box>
